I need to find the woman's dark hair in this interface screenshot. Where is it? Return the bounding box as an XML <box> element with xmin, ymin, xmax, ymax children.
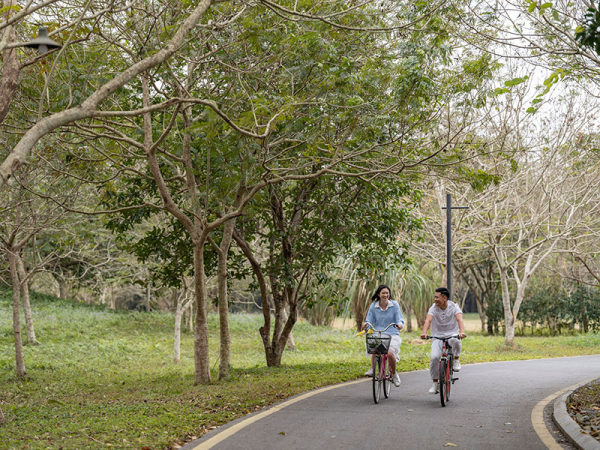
<box><xmin>371</xmin><ymin>284</ymin><xmax>392</xmax><ymax>302</ymax></box>
<box><xmin>435</xmin><ymin>287</ymin><xmax>450</xmax><ymax>299</ymax></box>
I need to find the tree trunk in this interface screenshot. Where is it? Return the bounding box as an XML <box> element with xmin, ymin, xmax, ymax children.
<box><xmin>405</xmin><ymin>302</ymin><xmax>413</xmax><ymax>332</ymax></box>
<box><xmin>459</xmin><ymin>289</ymin><xmax>468</xmax><ymax>310</ymax></box>
<box><xmin>464</xmin><ymin>266</ymin><xmax>489</xmax><ymax>332</ymax></box>
<box><xmin>504</xmin><ymin>259</ymin><xmax>531</xmax><ymax>343</ymax></box>
<box><xmin>263</xmin><ymin>290</ymin><xmax>299</xmax><ymax>367</ymax></box>
<box><xmin>548</xmin><ymin>315</ymin><xmax>557</xmax><ymax>333</ymax></box>
<box><xmin>499</xmin><ymin>268</ymin><xmax>515</xmax><ymax>347</ymax></box>
<box><xmin>216</xmin><ymin>218</ymin><xmax>235</xmax><ymax>380</ymax></box>
<box><xmin>99</xmin><ymin>285</ymin><xmax>107</xmax><ymax>305</ymax></box>
<box><xmin>16</xmin><ymin>254</ymin><xmax>37</xmax><ymax>344</ymax></box>
<box><xmin>505</xmin><ymin>318</ymin><xmax>516</xmax><ymax>345</ymax></box>
<box><xmin>174</xmin><ymin>301</ymin><xmax>183</xmax><ymax>364</ymax></box>
<box><xmin>193</xmin><ymin>241</ymin><xmax>211</xmax><ymax>384</ymax></box>
<box><xmin>173</xmin><ymin>286</ymin><xmax>193</xmax><ymax>364</ymax></box>
<box><xmin>188</xmin><ymin>301</ymin><xmax>194</xmax><ymax>332</ymax></box>
<box><xmin>258</xmin><ymin>277</ymin><xmax>294</xmax><ymax>368</ymax></box>
<box><xmin>8</xmin><ymin>252</ymin><xmax>26</xmax><ymax>377</ymax></box>
<box><xmin>269</xmin><ymin>289</ymin><xmax>285</xmax><ymax>366</ymax></box>
<box><xmin>170</xmin><ymin>288</ymin><xmax>179</xmax><ymax>313</ymax></box>
<box><xmin>271</xmin><ymin>292</ymin><xmax>299</xmax><ymax>366</ymax></box>
<box><xmin>173</xmin><ymin>286</ymin><xmax>185</xmax><ymax>364</ymax></box>
<box><xmin>476</xmin><ymin>295</ymin><xmax>486</xmax><ymax>332</ymax></box>
<box><xmin>0</xmin><ymin>0</ymin><xmax>19</xmax><ymax>125</ymax></box>
<box><xmin>58</xmin><ymin>277</ymin><xmax>70</xmax><ymax>299</ymax></box>
<box><xmin>582</xmin><ymin>302</ymin><xmax>589</xmax><ymax>333</ymax></box>
<box><xmin>233</xmin><ymin>228</ymin><xmax>274</xmax><ymax>367</ymax></box>
<box><xmin>146</xmin><ymin>284</ymin><xmax>151</xmax><ymax>312</ymax></box>
<box><xmin>352</xmin><ymin>280</ymin><xmax>368</xmax><ymax>332</ymax></box>
<box><xmin>280</xmin><ymin>305</ymin><xmax>295</xmax><ymax>350</ymax></box>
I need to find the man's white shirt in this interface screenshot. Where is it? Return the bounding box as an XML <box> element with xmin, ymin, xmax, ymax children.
<box><xmin>427</xmin><ymin>301</ymin><xmax>462</xmax><ymax>337</ymax></box>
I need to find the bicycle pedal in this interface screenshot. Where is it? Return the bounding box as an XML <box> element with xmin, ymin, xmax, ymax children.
<box><xmin>452</xmin><ymin>378</ymin><xmax>459</xmax><ymax>382</ymax></box>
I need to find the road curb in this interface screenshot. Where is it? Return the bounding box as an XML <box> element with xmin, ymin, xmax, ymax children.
<box><xmin>553</xmin><ymin>379</ymin><xmax>600</xmax><ymax>450</ymax></box>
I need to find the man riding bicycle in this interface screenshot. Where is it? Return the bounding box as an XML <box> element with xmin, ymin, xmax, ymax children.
<box><xmin>420</xmin><ymin>287</ymin><xmax>466</xmax><ymax>394</ymax></box>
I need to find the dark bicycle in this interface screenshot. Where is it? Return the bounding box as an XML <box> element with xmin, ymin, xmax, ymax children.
<box><xmin>426</xmin><ymin>335</ymin><xmax>460</xmax><ymax>407</ymax></box>
<box><xmin>363</xmin><ymin>322</ymin><xmax>399</xmax><ymax>404</ymax></box>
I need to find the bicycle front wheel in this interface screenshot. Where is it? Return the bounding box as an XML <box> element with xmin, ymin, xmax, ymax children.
<box><xmin>383</xmin><ymin>358</ymin><xmax>391</xmax><ymax>399</ymax></box>
<box><xmin>439</xmin><ymin>359</ymin><xmax>447</xmax><ymax>407</ymax></box>
<box><xmin>446</xmin><ymin>357</ymin><xmax>452</xmax><ymax>401</ymax></box>
<box><xmin>372</xmin><ymin>356</ymin><xmax>382</xmax><ymax>404</ymax></box>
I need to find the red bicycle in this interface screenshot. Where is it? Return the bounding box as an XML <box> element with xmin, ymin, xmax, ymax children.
<box><xmin>426</xmin><ymin>335</ymin><xmax>460</xmax><ymax>407</ymax></box>
<box><xmin>364</xmin><ymin>322</ymin><xmax>399</xmax><ymax>404</ymax></box>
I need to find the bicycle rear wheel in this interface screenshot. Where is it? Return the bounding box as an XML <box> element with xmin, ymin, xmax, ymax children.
<box><xmin>383</xmin><ymin>357</ymin><xmax>391</xmax><ymax>398</ymax></box>
<box><xmin>372</xmin><ymin>356</ymin><xmax>382</xmax><ymax>404</ymax></box>
<box><xmin>439</xmin><ymin>358</ymin><xmax>447</xmax><ymax>407</ymax></box>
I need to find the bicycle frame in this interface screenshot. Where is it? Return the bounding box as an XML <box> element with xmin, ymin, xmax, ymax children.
<box><xmin>374</xmin><ymin>353</ymin><xmax>391</xmax><ymax>397</ymax></box>
<box><xmin>364</xmin><ymin>322</ymin><xmax>398</xmax><ymax>404</ymax></box>
<box><xmin>427</xmin><ymin>335</ymin><xmax>460</xmax><ymax>407</ymax></box>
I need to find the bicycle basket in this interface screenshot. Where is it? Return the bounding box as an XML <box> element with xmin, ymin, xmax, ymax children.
<box><xmin>365</xmin><ymin>334</ymin><xmax>391</xmax><ymax>354</ymax></box>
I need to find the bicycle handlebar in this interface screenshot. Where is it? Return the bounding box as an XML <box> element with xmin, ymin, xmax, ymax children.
<box><xmin>364</xmin><ymin>322</ymin><xmax>400</xmax><ymax>333</ymax></box>
<box><xmin>425</xmin><ymin>335</ymin><xmax>462</xmax><ymax>341</ymax></box>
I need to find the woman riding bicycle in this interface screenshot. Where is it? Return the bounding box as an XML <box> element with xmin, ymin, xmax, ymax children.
<box><xmin>363</xmin><ymin>284</ymin><xmax>404</xmax><ymax>387</ymax></box>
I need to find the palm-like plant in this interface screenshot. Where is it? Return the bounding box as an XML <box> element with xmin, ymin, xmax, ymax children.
<box><xmin>300</xmin><ymin>255</ymin><xmax>440</xmax><ymax>332</ymax></box>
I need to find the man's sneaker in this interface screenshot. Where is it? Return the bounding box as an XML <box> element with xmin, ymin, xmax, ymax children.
<box><xmin>453</xmin><ymin>360</ymin><xmax>461</xmax><ymax>372</ymax></box>
<box><xmin>392</xmin><ymin>373</ymin><xmax>401</xmax><ymax>387</ymax></box>
<box><xmin>365</xmin><ymin>367</ymin><xmax>373</xmax><ymax>377</ymax></box>
<box><xmin>428</xmin><ymin>382</ymin><xmax>438</xmax><ymax>394</ymax></box>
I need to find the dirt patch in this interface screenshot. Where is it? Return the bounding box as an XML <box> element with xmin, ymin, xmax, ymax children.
<box><xmin>568</xmin><ymin>380</ymin><xmax>600</xmax><ymax>440</ymax></box>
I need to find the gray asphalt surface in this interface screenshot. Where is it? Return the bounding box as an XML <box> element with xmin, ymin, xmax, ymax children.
<box><xmin>187</xmin><ymin>355</ymin><xmax>600</xmax><ymax>450</ymax></box>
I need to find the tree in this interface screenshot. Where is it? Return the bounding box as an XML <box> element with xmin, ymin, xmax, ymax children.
<box><xmin>460</xmin><ymin>0</ymin><xmax>600</xmax><ymax>99</ymax></box>
<box><xmin>0</xmin><ymin>161</ymin><xmax>81</xmax><ymax>375</ymax></box>
<box><xmin>234</xmin><ymin>175</ymin><xmax>420</xmax><ymax>366</ymax></box>
<box><xmin>67</xmin><ymin>1</ymin><xmax>475</xmax><ymax>382</ymax></box>
<box><xmin>461</xmin><ymin>136</ymin><xmax>600</xmax><ymax>345</ymax></box>
<box><xmin>456</xmin><ymin>250</ymin><xmax>499</xmax><ymax>332</ymax></box>
<box><xmin>0</xmin><ymin>0</ymin><xmax>216</xmax><ymax>185</ymax></box>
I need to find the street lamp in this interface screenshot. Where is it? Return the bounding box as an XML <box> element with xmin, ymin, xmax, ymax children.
<box><xmin>441</xmin><ymin>193</ymin><xmax>468</xmax><ymax>302</ymax></box>
<box><xmin>23</xmin><ymin>27</ymin><xmax>62</xmax><ymax>54</ymax></box>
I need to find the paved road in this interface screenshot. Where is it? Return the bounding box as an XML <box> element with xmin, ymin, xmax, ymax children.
<box><xmin>184</xmin><ymin>355</ymin><xmax>600</xmax><ymax>450</ymax></box>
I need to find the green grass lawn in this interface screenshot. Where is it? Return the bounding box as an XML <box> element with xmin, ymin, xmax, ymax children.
<box><xmin>1</xmin><ymin>291</ymin><xmax>600</xmax><ymax>450</ymax></box>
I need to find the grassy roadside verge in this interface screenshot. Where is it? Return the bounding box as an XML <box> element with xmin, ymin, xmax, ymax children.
<box><xmin>1</xmin><ymin>291</ymin><xmax>600</xmax><ymax>450</ymax></box>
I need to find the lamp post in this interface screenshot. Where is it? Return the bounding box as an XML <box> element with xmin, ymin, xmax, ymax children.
<box><xmin>441</xmin><ymin>193</ymin><xmax>468</xmax><ymax>301</ymax></box>
<box><xmin>22</xmin><ymin>27</ymin><xmax>62</xmax><ymax>54</ymax></box>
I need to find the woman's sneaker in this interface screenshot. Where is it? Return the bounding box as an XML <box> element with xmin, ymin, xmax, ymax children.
<box><xmin>429</xmin><ymin>382</ymin><xmax>438</xmax><ymax>394</ymax></box>
<box><xmin>453</xmin><ymin>360</ymin><xmax>461</xmax><ymax>372</ymax></box>
<box><xmin>392</xmin><ymin>373</ymin><xmax>401</xmax><ymax>387</ymax></box>
<box><xmin>365</xmin><ymin>368</ymin><xmax>373</xmax><ymax>377</ymax></box>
